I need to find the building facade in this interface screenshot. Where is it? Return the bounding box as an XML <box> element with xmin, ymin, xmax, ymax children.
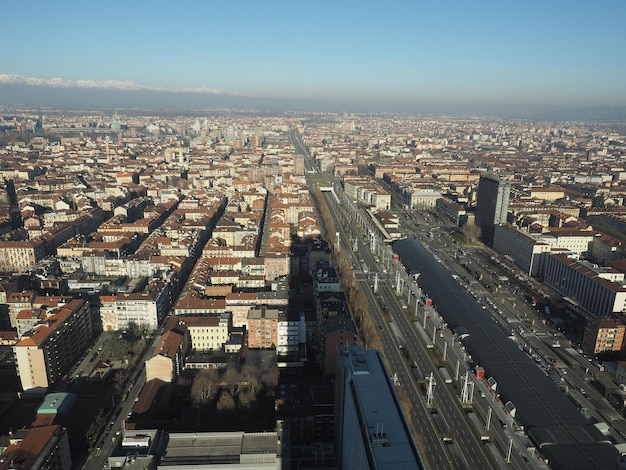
<box><xmin>475</xmin><ymin>174</ymin><xmax>511</xmax><ymax>244</ymax></box>
<box><xmin>582</xmin><ymin>318</ymin><xmax>625</xmax><ymax>356</ymax></box>
<box><xmin>14</xmin><ymin>299</ymin><xmax>94</xmax><ymax>391</ymax></box>
<box><xmin>543</xmin><ymin>254</ymin><xmax>626</xmax><ymax>318</ymax></box>
<box><xmin>493</xmin><ymin>224</ymin><xmax>552</xmax><ymax>277</ymax></box>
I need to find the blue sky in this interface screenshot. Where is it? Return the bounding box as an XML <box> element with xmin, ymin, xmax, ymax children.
<box><xmin>2</xmin><ymin>0</ymin><xmax>626</xmax><ymax>113</ymax></box>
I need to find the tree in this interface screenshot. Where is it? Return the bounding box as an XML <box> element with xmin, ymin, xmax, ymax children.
<box><xmin>112</xmin><ymin>369</ymin><xmax>125</xmax><ymax>392</ymax></box>
<box><xmin>191</xmin><ymin>368</ymin><xmax>219</xmax><ymax>406</ymax></box>
<box><xmin>462</xmin><ymin>222</ymin><xmax>481</xmax><ymax>245</ymax></box>
<box><xmin>216</xmin><ymin>390</ymin><xmax>236</xmax><ymax>411</ymax></box>
<box><xmin>238</xmin><ymin>388</ymin><xmax>255</xmax><ymax>409</ymax></box>
<box><xmin>241</xmin><ymin>364</ymin><xmax>261</xmax><ymax>398</ymax></box>
<box><xmin>223</xmin><ymin>366</ymin><xmax>241</xmax><ymax>398</ymax></box>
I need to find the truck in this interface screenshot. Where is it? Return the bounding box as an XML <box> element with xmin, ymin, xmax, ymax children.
<box><xmin>468</xmin><ymin>412</ymin><xmax>490</xmax><ymax>442</ymax></box>
<box><xmin>413</xmin><ymin>365</ymin><xmax>424</xmax><ymax>383</ymax></box>
<box><xmin>432</xmin><ymin>411</ymin><xmax>453</xmax><ymax>443</ymax></box>
<box><xmin>439</xmin><ymin>367</ymin><xmax>453</xmax><ymax>384</ymax></box>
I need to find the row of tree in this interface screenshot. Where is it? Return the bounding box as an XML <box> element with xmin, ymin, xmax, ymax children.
<box><xmin>189</xmin><ymin>364</ymin><xmax>279</xmax><ymax>412</ymax></box>
<box><xmin>311</xmin><ymin>187</ymin><xmax>380</xmax><ymax>349</ymax></box>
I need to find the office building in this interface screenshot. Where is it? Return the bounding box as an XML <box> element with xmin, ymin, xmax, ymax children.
<box><xmin>475</xmin><ymin>174</ymin><xmax>510</xmax><ymax>244</ymax></box>
<box><xmin>335</xmin><ymin>344</ymin><xmax>425</xmax><ymax>469</ymax></box>
<box><xmin>543</xmin><ymin>254</ymin><xmax>626</xmax><ymax>318</ymax></box>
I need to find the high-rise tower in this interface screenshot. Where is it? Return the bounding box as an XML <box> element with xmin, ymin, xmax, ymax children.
<box><xmin>475</xmin><ymin>174</ymin><xmax>510</xmax><ymax>245</ymax></box>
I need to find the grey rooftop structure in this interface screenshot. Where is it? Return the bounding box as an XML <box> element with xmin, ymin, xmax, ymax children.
<box><xmin>335</xmin><ymin>344</ymin><xmax>425</xmax><ymax>470</ymax></box>
<box><xmin>393</xmin><ymin>238</ymin><xmax>619</xmax><ymax>470</ymax></box>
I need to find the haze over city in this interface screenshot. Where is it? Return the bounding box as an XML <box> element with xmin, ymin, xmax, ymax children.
<box><xmin>2</xmin><ymin>0</ymin><xmax>626</xmax><ymax>117</ymax></box>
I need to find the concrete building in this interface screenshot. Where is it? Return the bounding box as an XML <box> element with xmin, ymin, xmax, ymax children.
<box><xmin>157</xmin><ymin>431</ymin><xmax>284</xmax><ymax>468</ymax></box>
<box><xmin>14</xmin><ymin>299</ymin><xmax>94</xmax><ymax>392</ymax></box>
<box><xmin>543</xmin><ymin>254</ymin><xmax>626</xmax><ymax>318</ymax></box>
<box><xmin>435</xmin><ymin>197</ymin><xmax>467</xmax><ymax>226</ymax></box>
<box><xmin>334</xmin><ymin>344</ymin><xmax>425</xmax><ymax>470</ymax></box>
<box><xmin>493</xmin><ymin>224</ymin><xmax>552</xmax><ymax>277</ymax></box>
<box><xmin>475</xmin><ymin>174</ymin><xmax>510</xmax><ymax>244</ymax></box>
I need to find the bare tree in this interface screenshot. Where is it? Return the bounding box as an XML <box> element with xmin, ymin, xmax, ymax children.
<box><xmin>223</xmin><ymin>366</ymin><xmax>241</xmax><ymax>397</ymax></box>
<box><xmin>112</xmin><ymin>369</ymin><xmax>125</xmax><ymax>392</ymax></box>
<box><xmin>238</xmin><ymin>388</ymin><xmax>255</xmax><ymax>409</ymax></box>
<box><xmin>241</xmin><ymin>364</ymin><xmax>261</xmax><ymax>398</ymax></box>
<box><xmin>191</xmin><ymin>368</ymin><xmax>219</xmax><ymax>406</ymax></box>
<box><xmin>216</xmin><ymin>390</ymin><xmax>236</xmax><ymax>411</ymax></box>
<box><xmin>462</xmin><ymin>222</ymin><xmax>481</xmax><ymax>245</ymax></box>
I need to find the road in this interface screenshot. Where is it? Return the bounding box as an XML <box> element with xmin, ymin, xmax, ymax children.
<box><xmin>321</xmin><ymin>187</ymin><xmax>499</xmax><ymax>469</ymax></box>
<box><xmin>294</xmin><ymin>128</ymin><xmax>548</xmax><ymax>468</ymax></box>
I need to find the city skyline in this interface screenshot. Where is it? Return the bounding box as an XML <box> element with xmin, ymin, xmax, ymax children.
<box><xmin>1</xmin><ymin>0</ymin><xmax>626</xmax><ymax>116</ymax></box>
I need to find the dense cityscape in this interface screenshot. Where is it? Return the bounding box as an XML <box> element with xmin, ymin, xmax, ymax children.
<box><xmin>0</xmin><ymin>108</ymin><xmax>623</xmax><ymax>469</ymax></box>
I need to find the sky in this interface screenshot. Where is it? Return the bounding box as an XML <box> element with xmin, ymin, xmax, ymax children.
<box><xmin>1</xmin><ymin>0</ymin><xmax>626</xmax><ymax>115</ymax></box>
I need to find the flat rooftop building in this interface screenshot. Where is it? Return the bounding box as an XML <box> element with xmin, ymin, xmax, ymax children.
<box><xmin>335</xmin><ymin>344</ymin><xmax>425</xmax><ymax>470</ymax></box>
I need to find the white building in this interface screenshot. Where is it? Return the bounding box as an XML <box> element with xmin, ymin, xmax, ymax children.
<box><xmin>99</xmin><ymin>280</ymin><xmax>169</xmax><ymax>331</ymax></box>
<box><xmin>407</xmin><ymin>188</ymin><xmax>441</xmax><ymax>209</ymax></box>
<box><xmin>181</xmin><ymin>314</ymin><xmax>232</xmax><ymax>352</ymax></box>
<box><xmin>540</xmin><ymin>229</ymin><xmax>596</xmax><ymax>256</ymax></box>
<box><xmin>493</xmin><ymin>224</ymin><xmax>552</xmax><ymax>277</ymax></box>
<box><xmin>277</xmin><ymin>312</ymin><xmax>306</xmax><ymax>356</ymax></box>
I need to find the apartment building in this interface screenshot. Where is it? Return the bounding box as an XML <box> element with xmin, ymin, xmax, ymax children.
<box><xmin>145</xmin><ymin>328</ymin><xmax>187</xmax><ymax>383</ymax></box>
<box><xmin>7</xmin><ymin>290</ymin><xmax>36</xmax><ymax>328</ymax></box>
<box><xmin>247</xmin><ymin>307</ymin><xmax>280</xmax><ymax>349</ymax></box>
<box><xmin>406</xmin><ymin>188</ymin><xmax>441</xmax><ymax>210</ymax></box>
<box><xmin>14</xmin><ymin>299</ymin><xmax>94</xmax><ymax>391</ymax></box>
<box><xmin>98</xmin><ymin>280</ymin><xmax>169</xmax><ymax>331</ymax></box>
<box><xmin>277</xmin><ymin>311</ymin><xmax>306</xmax><ymax>356</ymax></box>
<box><xmin>0</xmin><ymin>239</ymin><xmax>48</xmax><ymax>273</ymax></box>
<box><xmin>541</xmin><ymin>229</ymin><xmax>596</xmax><ymax>255</ymax></box>
<box><xmin>582</xmin><ymin>318</ymin><xmax>625</xmax><ymax>355</ymax></box>
<box><xmin>314</xmin><ymin>262</ymin><xmax>341</xmax><ymax>293</ymax></box>
<box><xmin>226</xmin><ymin>292</ymin><xmax>258</xmax><ymax>327</ymax></box>
<box><xmin>0</xmin><ymin>425</ymin><xmax>72</xmax><ymax>470</ymax></box>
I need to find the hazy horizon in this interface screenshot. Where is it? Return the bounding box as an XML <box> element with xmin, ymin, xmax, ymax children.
<box><xmin>3</xmin><ymin>80</ymin><xmax>626</xmax><ymax>121</ymax></box>
<box><xmin>2</xmin><ymin>1</ymin><xmax>625</xmax><ymax>119</ymax></box>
